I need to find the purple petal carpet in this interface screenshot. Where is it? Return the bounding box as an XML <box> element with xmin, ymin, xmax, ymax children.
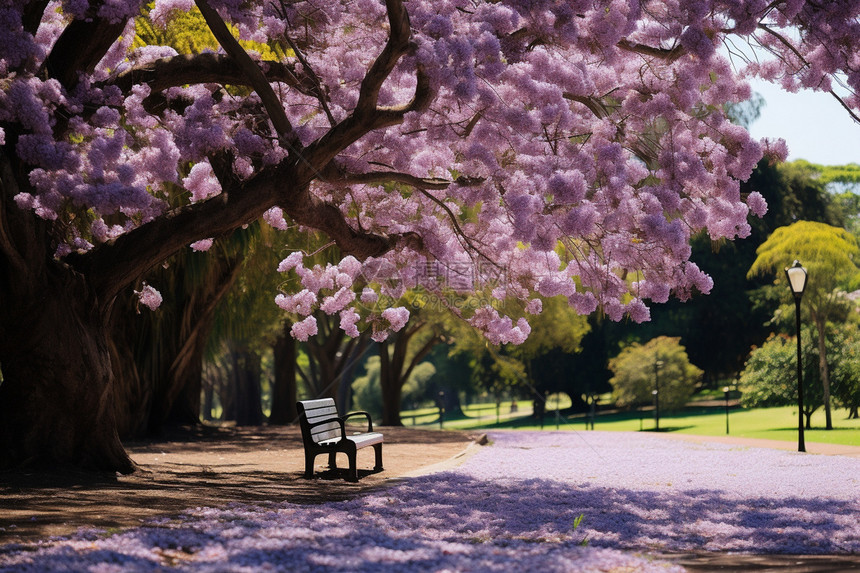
<box><xmin>1</xmin><ymin>431</ymin><xmax>858</xmax><ymax>572</ymax></box>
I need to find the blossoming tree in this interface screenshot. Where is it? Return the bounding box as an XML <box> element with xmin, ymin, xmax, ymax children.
<box><xmin>2</xmin><ymin>0</ymin><xmax>859</xmax><ymax>472</ymax></box>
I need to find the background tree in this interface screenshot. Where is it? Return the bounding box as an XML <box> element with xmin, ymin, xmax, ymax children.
<box><xmin>624</xmin><ymin>158</ymin><xmax>845</xmax><ymax>385</ymax></box>
<box><xmin>738</xmin><ymin>332</ymin><xmax>824</xmax><ymax>429</ymax></box>
<box><xmin>376</xmin><ymin>316</ymin><xmax>443</xmax><ymax>425</ymax></box>
<box><xmin>823</xmin><ymin>323</ymin><xmax>860</xmax><ymax>420</ymax></box>
<box><xmin>609</xmin><ymin>337</ymin><xmax>702</xmax><ymax>412</ymax></box>
<box><xmin>352</xmin><ymin>355</ymin><xmax>435</xmax><ymax>421</ymax></box>
<box><xmin>512</xmin><ymin>295</ymin><xmax>591</xmax><ymax>410</ymax></box>
<box><xmin>748</xmin><ymin>221</ymin><xmax>860</xmax><ymax>430</ymax></box>
<box><xmin>112</xmin><ymin>235</ymin><xmax>248</xmax><ymax>436</ymax></box>
<box><xmin>3</xmin><ymin>0</ymin><xmax>860</xmax><ymax>472</ymax></box>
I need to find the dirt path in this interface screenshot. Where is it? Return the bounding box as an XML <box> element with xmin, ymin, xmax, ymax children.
<box><xmin>0</xmin><ymin>425</ymin><xmax>481</xmax><ymax>544</ymax></box>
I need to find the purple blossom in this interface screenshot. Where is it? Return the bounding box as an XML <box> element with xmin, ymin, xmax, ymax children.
<box><xmin>277</xmin><ymin>251</ymin><xmax>304</xmax><ymax>273</ymax></box>
<box><xmin>290</xmin><ymin>315</ymin><xmax>318</xmax><ymax>341</ymax></box>
<box><xmin>263</xmin><ymin>207</ymin><xmax>289</xmax><ymax>230</ymax></box>
<box><xmin>6</xmin><ymin>432</ymin><xmax>857</xmax><ymax>572</ymax></box>
<box><xmin>135</xmin><ymin>284</ymin><xmax>163</xmax><ymax>311</ymax></box>
<box><xmin>320</xmin><ymin>287</ymin><xmax>356</xmax><ymax>314</ymax></box>
<box><xmin>360</xmin><ymin>287</ymin><xmax>378</xmax><ymax>305</ymax></box>
<box><xmin>190</xmin><ymin>239</ymin><xmax>214</xmax><ymax>252</ymax></box>
<box><xmin>746</xmin><ymin>191</ymin><xmax>768</xmax><ymax>218</ymax></box>
<box><xmin>339</xmin><ymin>308</ymin><xmax>361</xmax><ymax>337</ymax></box>
<box><xmin>182</xmin><ymin>162</ymin><xmax>222</xmax><ymax>203</ymax></box>
<box><xmin>381</xmin><ymin>306</ymin><xmax>410</xmax><ymax>331</ymax></box>
<box><xmin>275</xmin><ymin>289</ymin><xmax>317</xmax><ymax>315</ymax></box>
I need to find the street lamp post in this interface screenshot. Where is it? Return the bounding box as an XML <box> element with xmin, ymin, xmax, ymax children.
<box><xmin>785</xmin><ymin>260</ymin><xmax>808</xmax><ymax>453</ymax></box>
<box><xmin>723</xmin><ymin>386</ymin><xmax>731</xmax><ymax>435</ymax></box>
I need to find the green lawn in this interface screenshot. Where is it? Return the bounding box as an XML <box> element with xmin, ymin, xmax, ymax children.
<box><xmin>401</xmin><ymin>402</ymin><xmax>860</xmax><ymax>447</ymax></box>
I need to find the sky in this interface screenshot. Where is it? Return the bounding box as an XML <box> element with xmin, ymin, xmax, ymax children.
<box><xmin>745</xmin><ymin>78</ymin><xmax>860</xmax><ymax>166</ymax></box>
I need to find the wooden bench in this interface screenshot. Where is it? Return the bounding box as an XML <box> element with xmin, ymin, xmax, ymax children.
<box><xmin>296</xmin><ymin>398</ymin><xmax>383</xmax><ymax>482</ymax></box>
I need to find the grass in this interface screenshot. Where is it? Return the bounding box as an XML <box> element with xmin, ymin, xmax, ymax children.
<box><xmin>401</xmin><ymin>401</ymin><xmax>860</xmax><ymax>447</ymax></box>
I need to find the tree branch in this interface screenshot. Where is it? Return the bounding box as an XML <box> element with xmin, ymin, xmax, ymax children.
<box><xmin>73</xmin><ymin>164</ymin><xmax>287</xmax><ymax>304</ymax></box>
<box><xmin>321</xmin><ymin>167</ymin><xmax>450</xmax><ymax>190</ymax></box>
<box><xmin>279</xmin><ymin>184</ymin><xmax>417</xmax><ymax>260</ymax></box>
<box><xmin>617</xmin><ymin>39</ymin><xmax>686</xmax><ymax>62</ymax></box>
<box><xmin>195</xmin><ymin>0</ymin><xmax>300</xmax><ymax>148</ymax></box>
<box><xmin>355</xmin><ymin>0</ymin><xmax>413</xmax><ymax>116</ymax></box>
<box><xmin>757</xmin><ymin>24</ymin><xmax>860</xmax><ymax>124</ymax></box>
<box><xmin>22</xmin><ymin>0</ymin><xmax>50</xmax><ymax>36</ymax></box>
<box><xmin>298</xmin><ymin>0</ymin><xmax>432</xmax><ymax>171</ymax></box>
<box><xmin>109</xmin><ymin>53</ymin><xmax>319</xmax><ymax>98</ymax></box>
<box><xmin>43</xmin><ymin>13</ymin><xmax>128</xmax><ymax>90</ymax></box>
<box><xmin>564</xmin><ymin>93</ymin><xmax>612</xmax><ymax>119</ymax></box>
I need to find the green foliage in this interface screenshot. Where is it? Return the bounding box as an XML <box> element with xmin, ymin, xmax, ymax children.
<box><xmin>738</xmin><ymin>332</ymin><xmax>821</xmax><ymax>413</ymax></box>
<box><xmin>609</xmin><ymin>336</ymin><xmax>701</xmax><ymax>410</ymax></box>
<box><xmin>823</xmin><ymin>325</ymin><xmax>860</xmax><ymax>416</ymax></box>
<box><xmin>352</xmin><ymin>356</ymin><xmax>436</xmax><ymax>419</ymax></box>
<box><xmin>135</xmin><ymin>3</ymin><xmax>287</xmax><ymax>60</ymax></box>
<box><xmin>571</xmin><ymin>513</ymin><xmax>589</xmax><ymax>547</ymax></box>
<box><xmin>512</xmin><ymin>296</ymin><xmax>590</xmax><ymax>359</ymax></box>
<box><xmin>773</xmin><ymin>162</ymin><xmax>846</xmax><ymax>227</ymax></box>
<box><xmin>445</xmin><ymin>294</ymin><xmax>590</xmax><ymax>398</ymax></box>
<box><xmin>748</xmin><ymin>221</ymin><xmax>860</xmax><ymax>302</ymax></box>
<box><xmin>352</xmin><ymin>356</ymin><xmax>382</xmax><ymax>418</ymax></box>
<box><xmin>787</xmin><ymin>160</ymin><xmax>860</xmax><ymax>186</ymax></box>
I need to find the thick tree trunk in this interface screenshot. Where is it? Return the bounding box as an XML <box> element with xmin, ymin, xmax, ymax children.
<box><xmin>224</xmin><ymin>345</ymin><xmax>264</xmax><ymax>426</ymax></box>
<box><xmin>0</xmin><ymin>156</ymin><xmax>133</xmax><ymax>473</ymax></box>
<box><xmin>270</xmin><ymin>321</ymin><xmax>299</xmax><ymax>425</ymax></box>
<box><xmin>0</xmin><ymin>266</ymin><xmax>134</xmax><ymax>473</ymax></box>
<box><xmin>378</xmin><ymin>340</ymin><xmax>403</xmax><ymax>426</ymax></box>
<box><xmin>107</xmin><ymin>326</ymin><xmax>152</xmax><ymax>439</ymax></box>
<box><xmin>378</xmin><ymin>324</ymin><xmax>439</xmax><ymax>426</ymax></box>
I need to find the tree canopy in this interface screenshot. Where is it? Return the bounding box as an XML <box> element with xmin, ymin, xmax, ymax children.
<box><xmin>609</xmin><ymin>336</ymin><xmax>701</xmax><ymax>411</ymax></box>
<box><xmin>748</xmin><ymin>220</ymin><xmax>860</xmax><ymax>430</ymax></box>
<box><xmin>4</xmin><ymin>0</ymin><xmax>860</xmax><ymax>472</ymax></box>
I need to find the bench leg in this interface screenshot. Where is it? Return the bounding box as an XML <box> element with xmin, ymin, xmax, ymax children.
<box><xmin>328</xmin><ymin>451</ymin><xmax>337</xmax><ymax>471</ymax></box>
<box><xmin>303</xmin><ymin>451</ymin><xmax>316</xmax><ymax>479</ymax></box>
<box><xmin>373</xmin><ymin>443</ymin><xmax>383</xmax><ymax>472</ymax></box>
<box><xmin>347</xmin><ymin>449</ymin><xmax>358</xmax><ymax>482</ymax></box>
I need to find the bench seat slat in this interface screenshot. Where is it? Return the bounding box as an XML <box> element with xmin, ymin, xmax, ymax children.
<box><xmin>319</xmin><ymin>432</ymin><xmax>383</xmax><ymax>448</ymax></box>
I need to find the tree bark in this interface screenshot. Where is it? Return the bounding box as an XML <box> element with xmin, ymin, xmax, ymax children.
<box><xmin>224</xmin><ymin>344</ymin><xmax>264</xmax><ymax>426</ymax></box>
<box><xmin>0</xmin><ymin>263</ymin><xmax>134</xmax><ymax>473</ymax></box>
<box><xmin>378</xmin><ymin>323</ymin><xmax>439</xmax><ymax>426</ymax></box>
<box><xmin>270</xmin><ymin>321</ymin><xmax>299</xmax><ymax>425</ymax></box>
<box><xmin>378</xmin><ymin>339</ymin><xmax>404</xmax><ymax>427</ymax></box>
<box><xmin>0</xmin><ymin>154</ymin><xmax>133</xmax><ymax>473</ymax></box>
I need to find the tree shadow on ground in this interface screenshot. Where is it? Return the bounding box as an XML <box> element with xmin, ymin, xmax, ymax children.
<box><xmin>0</xmin><ymin>425</ymin><xmax>478</xmax><ymax>543</ymax></box>
<box><xmin>2</xmin><ymin>472</ymin><xmax>858</xmax><ymax>572</ymax></box>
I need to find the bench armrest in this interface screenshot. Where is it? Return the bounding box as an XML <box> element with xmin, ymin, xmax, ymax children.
<box><xmin>342</xmin><ymin>410</ymin><xmax>374</xmax><ymax>432</ymax></box>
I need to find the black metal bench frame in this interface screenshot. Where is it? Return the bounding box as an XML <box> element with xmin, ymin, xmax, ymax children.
<box><xmin>296</xmin><ymin>398</ymin><xmax>383</xmax><ymax>482</ymax></box>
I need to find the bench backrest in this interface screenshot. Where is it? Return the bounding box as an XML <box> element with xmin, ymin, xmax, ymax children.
<box><xmin>297</xmin><ymin>398</ymin><xmax>341</xmax><ymax>444</ymax></box>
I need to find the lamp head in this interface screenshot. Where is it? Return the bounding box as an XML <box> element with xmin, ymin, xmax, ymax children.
<box><xmin>784</xmin><ymin>260</ymin><xmax>808</xmax><ymax>299</ymax></box>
